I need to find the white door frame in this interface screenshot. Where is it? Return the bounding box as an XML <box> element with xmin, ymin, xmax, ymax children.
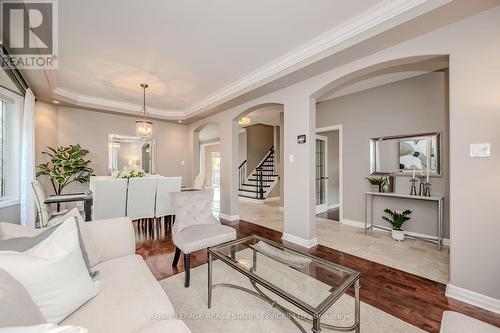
<box><xmin>316</xmin><ymin>125</ymin><xmax>343</xmax><ymax>223</ymax></box>
<box><xmin>315</xmin><ymin>134</ymin><xmax>328</xmax><ymax>214</ymax></box>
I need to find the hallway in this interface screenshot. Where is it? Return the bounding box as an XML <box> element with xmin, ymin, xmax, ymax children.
<box><xmin>237</xmin><ymin>200</ymin><xmax>449</xmax><ymax>284</ymax></box>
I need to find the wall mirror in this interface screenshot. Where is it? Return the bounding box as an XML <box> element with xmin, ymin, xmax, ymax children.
<box><xmin>108</xmin><ymin>134</ymin><xmax>156</xmax><ymax>174</ymax></box>
<box><xmin>370</xmin><ymin>133</ymin><xmax>441</xmax><ymax>176</ymax></box>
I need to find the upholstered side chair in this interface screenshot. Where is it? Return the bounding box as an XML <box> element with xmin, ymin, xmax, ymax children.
<box><xmin>171</xmin><ymin>190</ymin><xmax>236</xmax><ymax>287</ymax></box>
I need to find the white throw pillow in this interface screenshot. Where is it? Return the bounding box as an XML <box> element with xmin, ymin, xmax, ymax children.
<box><xmin>0</xmin><ymin>219</ymin><xmax>99</xmax><ymax>323</ymax></box>
<box><xmin>0</xmin><ymin>323</ymin><xmax>88</xmax><ymax>333</ymax></box>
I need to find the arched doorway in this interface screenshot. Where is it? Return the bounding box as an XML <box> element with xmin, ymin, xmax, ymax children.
<box><xmin>232</xmin><ymin>103</ymin><xmax>284</xmax><ymax>227</ymax></box>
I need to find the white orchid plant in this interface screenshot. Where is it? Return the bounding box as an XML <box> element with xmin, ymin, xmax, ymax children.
<box><xmin>112</xmin><ymin>166</ymin><xmax>145</xmax><ymax>179</ymax></box>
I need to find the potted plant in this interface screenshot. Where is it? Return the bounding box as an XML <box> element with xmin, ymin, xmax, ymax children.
<box><xmin>366</xmin><ymin>176</ymin><xmax>387</xmax><ymax>193</ymax></box>
<box><xmin>382</xmin><ymin>208</ymin><xmax>412</xmax><ymax>241</ymax></box>
<box><xmin>36</xmin><ymin>145</ymin><xmax>95</xmax><ymax>208</ymax></box>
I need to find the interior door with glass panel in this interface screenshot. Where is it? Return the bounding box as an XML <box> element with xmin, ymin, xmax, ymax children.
<box><xmin>316</xmin><ymin>135</ymin><xmax>328</xmax><ymax>214</ymax></box>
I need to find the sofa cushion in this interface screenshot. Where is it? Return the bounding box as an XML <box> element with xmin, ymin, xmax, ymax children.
<box><xmin>0</xmin><ymin>220</ymin><xmax>99</xmax><ymax>323</ymax></box>
<box><xmin>133</xmin><ymin>320</ymin><xmax>191</xmax><ymax>333</ymax></box>
<box><xmin>61</xmin><ymin>255</ymin><xmax>175</xmax><ymax>333</ymax></box>
<box><xmin>174</xmin><ymin>224</ymin><xmax>236</xmax><ymax>254</ymax></box>
<box><xmin>0</xmin><ymin>269</ymin><xmax>46</xmax><ymax>327</ymax></box>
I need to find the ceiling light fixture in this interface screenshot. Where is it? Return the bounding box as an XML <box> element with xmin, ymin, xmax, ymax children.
<box><xmin>136</xmin><ymin>83</ymin><xmax>153</xmax><ymax>139</ymax></box>
<box><xmin>238</xmin><ymin>117</ymin><xmax>251</xmax><ymax>126</ymax></box>
<box><xmin>178</xmin><ymin>120</ymin><xmax>182</xmax><ymax>123</ymax></box>
<box><xmin>53</xmin><ymin>100</ymin><xmax>60</xmax><ymax>104</ymax></box>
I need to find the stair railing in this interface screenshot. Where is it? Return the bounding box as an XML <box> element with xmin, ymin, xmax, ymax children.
<box><xmin>238</xmin><ymin>160</ymin><xmax>247</xmax><ymax>191</ymax></box>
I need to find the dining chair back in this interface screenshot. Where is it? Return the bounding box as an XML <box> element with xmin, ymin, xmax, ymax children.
<box><xmin>126</xmin><ymin>177</ymin><xmax>159</xmax><ymax>220</ymax></box>
<box><xmin>31</xmin><ymin>180</ymin><xmax>51</xmax><ymax>227</ymax></box>
<box><xmin>193</xmin><ymin>175</ymin><xmax>206</xmax><ymax>190</ymax></box>
<box><xmin>155</xmin><ymin>177</ymin><xmax>182</xmax><ymax>218</ymax></box>
<box><xmin>90</xmin><ymin>177</ymin><xmax>128</xmax><ymax>220</ymax></box>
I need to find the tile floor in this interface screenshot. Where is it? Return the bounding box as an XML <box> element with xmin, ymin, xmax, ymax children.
<box><xmin>235</xmin><ymin>198</ymin><xmax>450</xmax><ymax>284</ymax></box>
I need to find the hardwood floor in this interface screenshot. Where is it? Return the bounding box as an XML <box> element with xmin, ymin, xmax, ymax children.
<box><xmin>135</xmin><ymin>219</ymin><xmax>500</xmax><ymax>333</ymax></box>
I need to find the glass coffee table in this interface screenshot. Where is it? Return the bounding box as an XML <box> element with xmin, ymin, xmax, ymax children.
<box><xmin>207</xmin><ymin>235</ymin><xmax>361</xmax><ymax>333</ymax></box>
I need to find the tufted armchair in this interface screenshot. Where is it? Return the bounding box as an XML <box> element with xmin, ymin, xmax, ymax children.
<box><xmin>171</xmin><ymin>190</ymin><xmax>236</xmax><ymax>287</ymax></box>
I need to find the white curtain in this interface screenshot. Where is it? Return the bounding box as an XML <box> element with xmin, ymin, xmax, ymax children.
<box><xmin>20</xmin><ymin>88</ymin><xmax>36</xmax><ymax>227</ymax></box>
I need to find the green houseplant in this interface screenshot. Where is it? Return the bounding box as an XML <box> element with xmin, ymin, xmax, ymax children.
<box><xmin>382</xmin><ymin>208</ymin><xmax>412</xmax><ymax>241</ymax></box>
<box><xmin>366</xmin><ymin>176</ymin><xmax>387</xmax><ymax>192</ymax></box>
<box><xmin>36</xmin><ymin>145</ymin><xmax>95</xmax><ymax>196</ymax></box>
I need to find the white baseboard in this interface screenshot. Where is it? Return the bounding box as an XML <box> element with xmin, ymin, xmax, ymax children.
<box><xmin>328</xmin><ymin>204</ymin><xmax>339</xmax><ymax>210</ymax></box>
<box><xmin>218</xmin><ymin>213</ymin><xmax>240</xmax><ymax>221</ymax></box>
<box><xmin>341</xmin><ymin>219</ymin><xmax>450</xmax><ymax>246</ymax></box>
<box><xmin>446</xmin><ymin>283</ymin><xmax>500</xmax><ymax>314</ymax></box>
<box><xmin>282</xmin><ymin>233</ymin><xmax>318</xmax><ymax>249</ymax></box>
<box><xmin>264</xmin><ymin>196</ymin><xmax>280</xmax><ymax>202</ymax></box>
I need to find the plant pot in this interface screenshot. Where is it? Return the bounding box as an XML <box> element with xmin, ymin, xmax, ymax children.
<box><xmin>391</xmin><ymin>229</ymin><xmax>405</xmax><ymax>241</ymax></box>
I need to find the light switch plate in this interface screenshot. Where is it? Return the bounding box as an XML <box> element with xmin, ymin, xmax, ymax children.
<box><xmin>289</xmin><ymin>154</ymin><xmax>294</xmax><ymax>163</ymax></box>
<box><xmin>470</xmin><ymin>143</ymin><xmax>491</xmax><ymax>157</ymax></box>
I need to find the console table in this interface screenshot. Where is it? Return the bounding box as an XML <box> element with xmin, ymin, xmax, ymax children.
<box><xmin>364</xmin><ymin>191</ymin><xmax>444</xmax><ymax>250</ymax></box>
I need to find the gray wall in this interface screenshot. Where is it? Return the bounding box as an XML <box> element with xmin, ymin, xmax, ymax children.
<box><xmin>317</xmin><ymin>72</ymin><xmax>449</xmax><ymax>237</ymax></box>
<box><xmin>0</xmin><ymin>204</ymin><xmax>20</xmax><ymax>224</ymax></box>
<box><xmin>245</xmin><ymin>124</ymin><xmax>274</xmax><ymax>176</ymax></box>
<box><xmin>238</xmin><ymin>131</ymin><xmax>247</xmax><ymax>164</ymax></box>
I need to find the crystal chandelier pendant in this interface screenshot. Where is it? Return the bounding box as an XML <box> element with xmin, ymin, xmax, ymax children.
<box><xmin>136</xmin><ymin>83</ymin><xmax>153</xmax><ymax>139</ymax></box>
<box><xmin>135</xmin><ymin>119</ymin><xmax>153</xmax><ymax>138</ymax></box>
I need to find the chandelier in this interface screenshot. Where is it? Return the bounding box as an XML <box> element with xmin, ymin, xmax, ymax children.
<box><xmin>136</xmin><ymin>83</ymin><xmax>153</xmax><ymax>139</ymax></box>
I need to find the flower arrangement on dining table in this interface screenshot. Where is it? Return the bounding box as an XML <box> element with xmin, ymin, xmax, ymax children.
<box><xmin>112</xmin><ymin>166</ymin><xmax>145</xmax><ymax>179</ymax></box>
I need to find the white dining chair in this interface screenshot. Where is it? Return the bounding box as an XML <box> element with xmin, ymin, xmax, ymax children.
<box><xmin>126</xmin><ymin>177</ymin><xmax>159</xmax><ymax>220</ymax></box>
<box><xmin>90</xmin><ymin>177</ymin><xmax>128</xmax><ymax>220</ymax></box>
<box><xmin>155</xmin><ymin>177</ymin><xmax>182</xmax><ymax>231</ymax></box>
<box><xmin>193</xmin><ymin>175</ymin><xmax>206</xmax><ymax>190</ymax></box>
<box><xmin>31</xmin><ymin>180</ymin><xmax>68</xmax><ymax>228</ymax></box>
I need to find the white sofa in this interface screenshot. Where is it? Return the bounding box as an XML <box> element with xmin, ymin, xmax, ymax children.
<box><xmin>0</xmin><ymin>218</ymin><xmax>191</xmax><ymax>333</ymax></box>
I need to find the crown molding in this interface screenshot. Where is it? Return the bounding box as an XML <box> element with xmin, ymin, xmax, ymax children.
<box><xmin>46</xmin><ymin>0</ymin><xmax>450</xmax><ymax>121</ymax></box>
<box><xmin>183</xmin><ymin>0</ymin><xmax>451</xmax><ymax>118</ymax></box>
<box><xmin>52</xmin><ymin>87</ymin><xmax>184</xmax><ymax>119</ymax></box>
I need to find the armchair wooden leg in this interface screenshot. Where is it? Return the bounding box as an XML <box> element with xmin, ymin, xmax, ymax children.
<box><xmin>172</xmin><ymin>247</ymin><xmax>181</xmax><ymax>267</ymax></box>
<box><xmin>184</xmin><ymin>253</ymin><xmax>191</xmax><ymax>288</ymax></box>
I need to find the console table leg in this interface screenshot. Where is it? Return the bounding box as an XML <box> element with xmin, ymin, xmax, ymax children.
<box><xmin>438</xmin><ymin>199</ymin><xmax>443</xmax><ymax>251</ymax></box>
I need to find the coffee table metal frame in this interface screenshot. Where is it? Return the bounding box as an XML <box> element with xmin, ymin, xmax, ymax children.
<box><xmin>207</xmin><ymin>235</ymin><xmax>361</xmax><ymax>333</ymax></box>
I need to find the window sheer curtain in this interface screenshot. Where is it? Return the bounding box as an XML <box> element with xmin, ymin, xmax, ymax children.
<box><xmin>20</xmin><ymin>88</ymin><xmax>36</xmax><ymax>227</ymax></box>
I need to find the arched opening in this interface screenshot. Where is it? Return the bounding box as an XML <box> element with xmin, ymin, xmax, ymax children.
<box><xmin>232</xmin><ymin>103</ymin><xmax>284</xmax><ymax>227</ymax></box>
<box><xmin>310</xmin><ymin>55</ymin><xmax>450</xmax><ymax>283</ymax></box>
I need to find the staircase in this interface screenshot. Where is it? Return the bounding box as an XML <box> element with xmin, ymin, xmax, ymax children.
<box><xmin>238</xmin><ymin>147</ymin><xmax>279</xmax><ymax>199</ymax></box>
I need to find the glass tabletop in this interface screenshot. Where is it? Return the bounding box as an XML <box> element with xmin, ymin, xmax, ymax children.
<box><xmin>208</xmin><ymin>235</ymin><xmax>360</xmax><ymax>313</ymax></box>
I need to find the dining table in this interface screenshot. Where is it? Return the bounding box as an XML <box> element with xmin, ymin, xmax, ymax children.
<box><xmin>44</xmin><ymin>192</ymin><xmax>93</xmax><ymax>221</ymax></box>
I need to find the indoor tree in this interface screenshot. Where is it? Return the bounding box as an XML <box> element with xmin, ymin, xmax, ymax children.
<box><xmin>36</xmin><ymin>144</ymin><xmax>95</xmax><ymax>196</ymax></box>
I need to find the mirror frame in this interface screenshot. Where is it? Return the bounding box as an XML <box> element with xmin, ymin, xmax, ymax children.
<box><xmin>369</xmin><ymin>132</ymin><xmax>441</xmax><ymax>176</ymax></box>
<box><xmin>108</xmin><ymin>134</ymin><xmax>156</xmax><ymax>174</ymax></box>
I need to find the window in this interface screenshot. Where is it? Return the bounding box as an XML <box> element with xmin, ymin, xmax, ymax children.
<box><xmin>0</xmin><ymin>87</ymin><xmax>22</xmax><ymax>206</ymax></box>
<box><xmin>0</xmin><ymin>100</ymin><xmax>4</xmax><ymax>197</ymax></box>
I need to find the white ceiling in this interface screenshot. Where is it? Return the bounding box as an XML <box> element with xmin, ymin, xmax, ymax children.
<box><xmin>243</xmin><ymin>106</ymin><xmax>282</xmax><ymax>127</ymax></box>
<box><xmin>52</xmin><ymin>0</ymin><xmax>379</xmax><ymax>111</ymax></box>
<box><xmin>21</xmin><ymin>0</ymin><xmax>495</xmax><ymax>122</ymax></box>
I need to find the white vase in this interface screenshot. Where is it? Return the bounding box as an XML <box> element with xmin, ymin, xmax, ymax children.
<box><xmin>391</xmin><ymin>229</ymin><xmax>405</xmax><ymax>241</ymax></box>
